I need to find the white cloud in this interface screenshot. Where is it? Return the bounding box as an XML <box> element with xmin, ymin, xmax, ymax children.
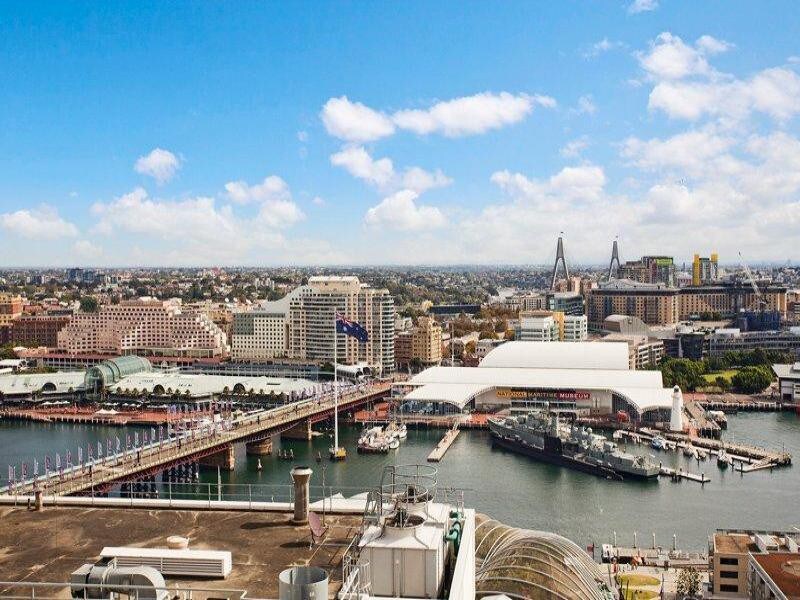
<box><xmin>492</xmin><ymin>164</ymin><xmax>607</xmax><ymax>203</ymax></box>
<box><xmin>312</xmin><ymin>196</ymin><xmax>326</xmax><ymax>206</ymax></box>
<box><xmin>297</xmin><ymin>130</ymin><xmax>309</xmax><ymax>142</ymax></box>
<box><xmin>134</xmin><ymin>148</ymin><xmax>181</xmax><ymax>184</ymax></box>
<box><xmin>256</xmin><ymin>198</ymin><xmax>306</xmax><ymax>228</ymax></box>
<box><xmin>330</xmin><ymin>146</ymin><xmax>452</xmax><ymax>193</ymax></box>
<box><xmin>628</xmin><ymin>0</ymin><xmax>658</xmax><ymax>14</ymax></box>
<box><xmin>320</xmin><ymin>96</ymin><xmax>395</xmax><ymax>143</ymax></box>
<box><xmin>364</xmin><ymin>190</ymin><xmax>446</xmax><ymax>231</ymax></box>
<box><xmin>696</xmin><ymin>35</ymin><xmax>733</xmax><ymax>55</ymax></box>
<box><xmin>330</xmin><ymin>146</ymin><xmax>395</xmax><ymax>187</ymax></box>
<box><xmin>575</xmin><ymin>95</ymin><xmax>597</xmax><ymax>115</ymax></box>
<box><xmin>392</xmin><ymin>92</ymin><xmax>553</xmax><ymax>137</ymax></box>
<box><xmin>73</xmin><ymin>239</ymin><xmax>103</xmax><ymax>260</ymax></box>
<box><xmin>621</xmin><ymin>129</ymin><xmax>736</xmax><ymax>176</ymax></box>
<box><xmin>224</xmin><ymin>175</ymin><xmax>291</xmax><ymax>204</ymax></box>
<box><xmin>649</xmin><ymin>67</ymin><xmax>800</xmax><ymax>121</ymax></box>
<box><xmin>0</xmin><ymin>206</ymin><xmax>79</xmax><ymax>239</ymax></box>
<box><xmin>636</xmin><ymin>33</ymin><xmax>714</xmax><ymax>80</ymax></box>
<box><xmin>584</xmin><ymin>38</ymin><xmax>623</xmax><ymax>59</ymax></box>
<box><xmin>560</xmin><ymin>136</ymin><xmax>590</xmax><ymax>158</ymax></box>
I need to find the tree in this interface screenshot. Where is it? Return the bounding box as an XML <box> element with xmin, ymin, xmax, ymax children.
<box><xmin>659</xmin><ymin>358</ymin><xmax>705</xmax><ymax>392</ymax></box>
<box><xmin>731</xmin><ymin>366</ymin><xmax>772</xmax><ymax>394</ymax></box>
<box><xmin>714</xmin><ymin>376</ymin><xmax>730</xmax><ymax>392</ymax></box>
<box><xmin>79</xmin><ymin>296</ymin><xmax>99</xmax><ymax>313</ymax></box>
<box><xmin>676</xmin><ymin>567</ymin><xmax>701</xmax><ymax>597</ymax></box>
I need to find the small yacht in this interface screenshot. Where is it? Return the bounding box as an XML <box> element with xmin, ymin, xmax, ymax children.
<box><xmin>650</xmin><ymin>435</ymin><xmax>667</xmax><ymax>450</ymax></box>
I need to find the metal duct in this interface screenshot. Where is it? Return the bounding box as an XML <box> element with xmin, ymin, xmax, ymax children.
<box><xmin>70</xmin><ymin>563</ymin><xmax>168</xmax><ymax>600</ymax></box>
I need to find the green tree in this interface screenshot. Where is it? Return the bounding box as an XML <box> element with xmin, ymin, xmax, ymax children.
<box><xmin>659</xmin><ymin>358</ymin><xmax>706</xmax><ymax>391</ymax></box>
<box><xmin>714</xmin><ymin>376</ymin><xmax>730</xmax><ymax>392</ymax></box>
<box><xmin>731</xmin><ymin>366</ymin><xmax>772</xmax><ymax>394</ymax></box>
<box><xmin>79</xmin><ymin>296</ymin><xmax>99</xmax><ymax>313</ymax></box>
<box><xmin>676</xmin><ymin>567</ymin><xmax>701</xmax><ymax>597</ymax></box>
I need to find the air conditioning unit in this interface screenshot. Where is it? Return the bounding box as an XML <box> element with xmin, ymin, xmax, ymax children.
<box><xmin>100</xmin><ymin>547</ymin><xmax>232</xmax><ymax>578</ymax></box>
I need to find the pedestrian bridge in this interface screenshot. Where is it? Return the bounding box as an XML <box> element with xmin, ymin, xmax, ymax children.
<box><xmin>3</xmin><ymin>382</ymin><xmax>391</xmax><ymax>497</ymax></box>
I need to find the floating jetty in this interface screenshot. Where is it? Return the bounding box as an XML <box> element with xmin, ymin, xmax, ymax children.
<box><xmin>427</xmin><ymin>426</ymin><xmax>460</xmax><ymax>462</ymax></box>
<box><xmin>616</xmin><ymin>428</ymin><xmax>791</xmax><ymax>473</ymax></box>
<box><xmin>658</xmin><ymin>466</ymin><xmax>710</xmax><ymax>484</ymax></box>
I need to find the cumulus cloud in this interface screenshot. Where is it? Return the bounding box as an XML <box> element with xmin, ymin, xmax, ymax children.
<box><xmin>73</xmin><ymin>239</ymin><xmax>103</xmax><ymax>260</ymax></box>
<box><xmin>696</xmin><ymin>35</ymin><xmax>734</xmax><ymax>55</ymax></box>
<box><xmin>636</xmin><ymin>33</ymin><xmax>715</xmax><ymax>81</ymax></box>
<box><xmin>492</xmin><ymin>164</ymin><xmax>607</xmax><ymax>204</ymax></box>
<box><xmin>392</xmin><ymin>92</ymin><xmax>554</xmax><ymax>137</ymax></box>
<box><xmin>575</xmin><ymin>95</ymin><xmax>597</xmax><ymax>115</ymax></box>
<box><xmin>321</xmin><ymin>96</ymin><xmax>395</xmax><ymax>143</ymax></box>
<box><xmin>628</xmin><ymin>0</ymin><xmax>658</xmax><ymax>14</ymax></box>
<box><xmin>134</xmin><ymin>148</ymin><xmax>181</xmax><ymax>184</ymax></box>
<box><xmin>560</xmin><ymin>136</ymin><xmax>590</xmax><ymax>158</ymax></box>
<box><xmin>364</xmin><ymin>190</ymin><xmax>446</xmax><ymax>231</ymax></box>
<box><xmin>0</xmin><ymin>206</ymin><xmax>79</xmax><ymax>239</ymax></box>
<box><xmin>583</xmin><ymin>38</ymin><xmax>623</xmax><ymax>59</ymax></box>
<box><xmin>330</xmin><ymin>146</ymin><xmax>452</xmax><ymax>193</ymax></box>
<box><xmin>321</xmin><ymin>91</ymin><xmax>555</xmax><ymax>142</ymax></box>
<box><xmin>224</xmin><ymin>175</ymin><xmax>291</xmax><ymax>204</ymax></box>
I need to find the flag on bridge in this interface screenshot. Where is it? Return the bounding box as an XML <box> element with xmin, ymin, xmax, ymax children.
<box><xmin>335</xmin><ymin>312</ymin><xmax>369</xmax><ymax>343</ymax></box>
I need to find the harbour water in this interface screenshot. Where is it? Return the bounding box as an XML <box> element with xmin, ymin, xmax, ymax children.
<box><xmin>1</xmin><ymin>411</ymin><xmax>798</xmax><ymax>551</ymax></box>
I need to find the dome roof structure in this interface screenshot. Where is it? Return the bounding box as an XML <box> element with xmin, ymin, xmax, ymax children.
<box><xmin>475</xmin><ymin>515</ymin><xmax>613</xmax><ymax>600</ymax></box>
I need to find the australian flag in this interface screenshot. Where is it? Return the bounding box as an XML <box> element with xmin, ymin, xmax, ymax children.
<box><xmin>336</xmin><ymin>312</ymin><xmax>369</xmax><ymax>343</ymax></box>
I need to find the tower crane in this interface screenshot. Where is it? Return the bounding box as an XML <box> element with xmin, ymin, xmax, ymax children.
<box><xmin>738</xmin><ymin>251</ymin><xmax>768</xmax><ymax>311</ymax></box>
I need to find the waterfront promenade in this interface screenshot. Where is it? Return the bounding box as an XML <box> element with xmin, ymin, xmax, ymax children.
<box><xmin>4</xmin><ymin>382</ymin><xmax>391</xmax><ymax>497</ymax></box>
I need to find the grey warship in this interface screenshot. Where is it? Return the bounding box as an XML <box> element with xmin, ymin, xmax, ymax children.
<box><xmin>488</xmin><ymin>408</ymin><xmax>660</xmax><ymax>480</ymax></box>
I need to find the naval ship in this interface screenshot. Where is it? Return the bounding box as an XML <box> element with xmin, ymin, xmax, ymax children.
<box><xmin>488</xmin><ymin>409</ymin><xmax>660</xmax><ymax>480</ymax></box>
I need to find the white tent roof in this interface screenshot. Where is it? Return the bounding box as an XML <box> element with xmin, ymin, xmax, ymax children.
<box><xmin>478</xmin><ymin>341</ymin><xmax>629</xmax><ymax>371</ymax></box>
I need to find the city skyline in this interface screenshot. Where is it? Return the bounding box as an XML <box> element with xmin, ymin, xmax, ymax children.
<box><xmin>1</xmin><ymin>2</ymin><xmax>800</xmax><ymax>266</ymax></box>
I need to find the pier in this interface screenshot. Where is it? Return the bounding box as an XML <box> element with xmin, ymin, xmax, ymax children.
<box><xmin>3</xmin><ymin>383</ymin><xmax>391</xmax><ymax>497</ymax></box>
<box><xmin>658</xmin><ymin>466</ymin><xmax>710</xmax><ymax>484</ymax></box>
<box><xmin>427</xmin><ymin>425</ymin><xmax>460</xmax><ymax>462</ymax></box>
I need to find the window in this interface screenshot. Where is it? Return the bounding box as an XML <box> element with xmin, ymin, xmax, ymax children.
<box><xmin>720</xmin><ymin>570</ymin><xmax>738</xmax><ymax>579</ymax></box>
<box><xmin>720</xmin><ymin>557</ymin><xmax>739</xmax><ymax>566</ymax></box>
<box><xmin>719</xmin><ymin>584</ymin><xmax>738</xmax><ymax>593</ymax></box>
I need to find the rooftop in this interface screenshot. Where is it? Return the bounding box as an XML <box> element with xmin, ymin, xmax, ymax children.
<box><xmin>714</xmin><ymin>532</ymin><xmax>756</xmax><ymax>554</ymax></box>
<box><xmin>753</xmin><ymin>553</ymin><xmax>800</xmax><ymax>598</ymax></box>
<box><xmin>0</xmin><ymin>505</ymin><xmax>360</xmax><ymax>598</ymax></box>
<box><xmin>478</xmin><ymin>340</ymin><xmax>630</xmax><ymax>370</ymax></box>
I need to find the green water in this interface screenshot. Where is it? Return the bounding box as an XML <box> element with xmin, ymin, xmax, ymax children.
<box><xmin>2</xmin><ymin>412</ymin><xmax>798</xmax><ymax>551</ymax></box>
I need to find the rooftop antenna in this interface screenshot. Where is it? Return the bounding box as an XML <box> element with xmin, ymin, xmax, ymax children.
<box><xmin>608</xmin><ymin>236</ymin><xmax>621</xmax><ymax>280</ymax></box>
<box><xmin>550</xmin><ymin>233</ymin><xmax>570</xmax><ymax>290</ymax></box>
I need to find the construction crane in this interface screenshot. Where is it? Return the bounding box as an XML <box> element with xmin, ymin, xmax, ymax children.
<box><xmin>738</xmin><ymin>251</ymin><xmax>768</xmax><ymax>311</ymax></box>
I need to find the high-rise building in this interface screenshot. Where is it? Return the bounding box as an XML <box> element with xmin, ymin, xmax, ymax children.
<box><xmin>57</xmin><ymin>299</ymin><xmax>228</xmax><ymax>358</ymax></box>
<box><xmin>0</xmin><ymin>294</ymin><xmax>23</xmax><ymax>327</ymax></box>
<box><xmin>692</xmin><ymin>252</ymin><xmax>719</xmax><ymax>285</ymax></box>
<box><xmin>230</xmin><ymin>292</ymin><xmax>297</xmax><ymax>361</ymax></box>
<box><xmin>288</xmin><ymin>276</ymin><xmax>395</xmax><ymax>374</ymax></box>
<box><xmin>395</xmin><ymin>316</ymin><xmax>442</xmax><ymax>369</ymax></box>
<box><xmin>619</xmin><ymin>256</ymin><xmax>675</xmax><ymax>287</ymax></box>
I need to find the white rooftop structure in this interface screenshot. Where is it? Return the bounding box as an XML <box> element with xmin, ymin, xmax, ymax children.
<box><xmin>0</xmin><ymin>372</ymin><xmax>85</xmax><ymax>397</ymax></box>
<box><xmin>478</xmin><ymin>341</ymin><xmax>629</xmax><ymax>370</ymax></box>
<box><xmin>108</xmin><ymin>372</ymin><xmax>319</xmax><ymax>399</ymax></box>
<box><xmin>402</xmin><ymin>341</ymin><xmax>676</xmax><ymax>421</ymax></box>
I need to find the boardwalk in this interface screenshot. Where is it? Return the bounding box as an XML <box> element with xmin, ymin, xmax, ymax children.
<box><xmin>427</xmin><ymin>426</ymin><xmax>460</xmax><ymax>462</ymax></box>
<box><xmin>5</xmin><ymin>383</ymin><xmax>391</xmax><ymax>497</ymax></box>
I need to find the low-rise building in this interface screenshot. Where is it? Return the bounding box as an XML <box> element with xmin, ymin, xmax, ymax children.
<box><xmin>516</xmin><ymin>311</ymin><xmax>587</xmax><ymax>342</ymax></box>
<box><xmin>599</xmin><ymin>333</ymin><xmax>664</xmax><ymax>370</ymax></box>
<box><xmin>773</xmin><ymin>362</ymin><xmax>800</xmax><ymax>403</ymax></box>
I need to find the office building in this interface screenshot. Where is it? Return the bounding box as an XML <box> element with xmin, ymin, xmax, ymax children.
<box><xmin>57</xmin><ymin>299</ymin><xmax>228</xmax><ymax>358</ymax></box>
<box><xmin>0</xmin><ymin>294</ymin><xmax>23</xmax><ymax>327</ymax></box>
<box><xmin>708</xmin><ymin>329</ymin><xmax>800</xmax><ymax>359</ymax></box>
<box><xmin>394</xmin><ymin>316</ymin><xmax>442</xmax><ymax>370</ymax></box>
<box><xmin>230</xmin><ymin>291</ymin><xmax>297</xmax><ymax>361</ymax></box>
<box><xmin>288</xmin><ymin>276</ymin><xmax>395</xmax><ymax>374</ymax></box>
<box><xmin>692</xmin><ymin>252</ymin><xmax>719</xmax><ymax>285</ymax></box>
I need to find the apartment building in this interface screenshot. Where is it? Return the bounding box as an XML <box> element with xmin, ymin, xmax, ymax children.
<box><xmin>288</xmin><ymin>276</ymin><xmax>395</xmax><ymax>375</ymax></box>
<box><xmin>0</xmin><ymin>294</ymin><xmax>23</xmax><ymax>327</ymax></box>
<box><xmin>679</xmin><ymin>284</ymin><xmax>787</xmax><ymax>319</ymax></box>
<box><xmin>395</xmin><ymin>316</ymin><xmax>443</xmax><ymax>369</ymax></box>
<box><xmin>588</xmin><ymin>280</ymin><xmax>680</xmax><ymax>327</ymax></box>
<box><xmin>57</xmin><ymin>299</ymin><xmax>228</xmax><ymax>358</ymax></box>
<box><xmin>599</xmin><ymin>333</ymin><xmax>664</xmax><ymax>369</ymax></box>
<box><xmin>516</xmin><ymin>311</ymin><xmax>587</xmax><ymax>342</ymax></box>
<box><xmin>9</xmin><ymin>315</ymin><xmax>71</xmax><ymax>347</ymax></box>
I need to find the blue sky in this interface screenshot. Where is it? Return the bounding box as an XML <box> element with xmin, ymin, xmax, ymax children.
<box><xmin>1</xmin><ymin>1</ymin><xmax>799</xmax><ymax>266</ymax></box>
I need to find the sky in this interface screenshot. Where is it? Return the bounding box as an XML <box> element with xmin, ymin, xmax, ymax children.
<box><xmin>1</xmin><ymin>1</ymin><xmax>799</xmax><ymax>267</ymax></box>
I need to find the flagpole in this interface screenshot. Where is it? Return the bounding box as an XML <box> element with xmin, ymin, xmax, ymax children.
<box><xmin>334</xmin><ymin>311</ymin><xmax>339</xmax><ymax>452</ymax></box>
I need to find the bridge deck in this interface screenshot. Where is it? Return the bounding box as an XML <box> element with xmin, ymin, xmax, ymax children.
<box><xmin>9</xmin><ymin>383</ymin><xmax>390</xmax><ymax>497</ymax></box>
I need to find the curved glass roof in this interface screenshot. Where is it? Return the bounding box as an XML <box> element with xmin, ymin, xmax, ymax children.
<box><xmin>84</xmin><ymin>355</ymin><xmax>153</xmax><ymax>390</ymax></box>
<box><xmin>475</xmin><ymin>515</ymin><xmax>613</xmax><ymax>600</ymax></box>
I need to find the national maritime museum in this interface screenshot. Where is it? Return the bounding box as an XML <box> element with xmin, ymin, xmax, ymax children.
<box><xmin>396</xmin><ymin>341</ymin><xmax>681</xmax><ymax>426</ymax></box>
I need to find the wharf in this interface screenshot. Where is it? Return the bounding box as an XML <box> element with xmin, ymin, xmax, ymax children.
<box><xmin>354</xmin><ymin>404</ymin><xmax>489</xmax><ymax>429</ymax></box>
<box><xmin>427</xmin><ymin>426</ymin><xmax>460</xmax><ymax>462</ymax></box>
<box><xmin>0</xmin><ymin>408</ymin><xmax>201</xmax><ymax>426</ymax></box>
<box><xmin>602</xmin><ymin>543</ymin><xmax>708</xmax><ymax>569</ymax></box>
<box><xmin>658</xmin><ymin>466</ymin><xmax>710</xmax><ymax>484</ymax></box>
<box><xmin>684</xmin><ymin>401</ymin><xmax>721</xmax><ymax>438</ymax></box>
<box><xmin>617</xmin><ymin>429</ymin><xmax>791</xmax><ymax>472</ymax></box>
